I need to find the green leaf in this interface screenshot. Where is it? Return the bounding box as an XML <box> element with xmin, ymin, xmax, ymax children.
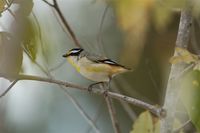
<box><xmin>22</xmin><ymin>18</ymin><xmax>38</xmax><ymax>62</ymax></box>
<box><xmin>130</xmin><ymin>111</ymin><xmax>160</xmax><ymax>133</ymax></box>
<box><xmin>180</xmin><ymin>70</ymin><xmax>200</xmax><ymax>132</ymax></box>
<box><xmin>130</xmin><ymin>111</ymin><xmax>184</xmax><ymax>133</ymax></box>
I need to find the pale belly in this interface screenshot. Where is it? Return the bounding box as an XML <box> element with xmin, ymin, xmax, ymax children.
<box><xmin>79</xmin><ymin>68</ymin><xmax>110</xmax><ymax>82</ymax></box>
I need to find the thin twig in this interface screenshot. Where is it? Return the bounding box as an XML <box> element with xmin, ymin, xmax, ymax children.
<box><xmin>0</xmin><ymin>80</ymin><xmax>18</xmax><ymax>98</ymax></box>
<box><xmin>105</xmin><ymin>96</ymin><xmax>121</xmax><ymax>133</ymax></box>
<box><xmin>62</xmin><ymin>89</ymin><xmax>101</xmax><ymax>133</ymax></box>
<box><xmin>42</xmin><ymin>0</ymin><xmax>54</xmax><ymax>7</ymax></box>
<box><xmin>97</xmin><ymin>4</ymin><xmax>109</xmax><ymax>55</ymax></box>
<box><xmin>173</xmin><ymin>119</ymin><xmax>191</xmax><ymax>133</ymax></box>
<box><xmin>53</xmin><ymin>0</ymin><xmax>81</xmax><ymax>47</ymax></box>
<box><xmin>7</xmin><ymin>9</ymin><xmax>17</xmax><ymax>21</ymax></box>
<box><xmin>86</xmin><ymin>100</ymin><xmax>104</xmax><ymax>133</ymax></box>
<box><xmin>102</xmin><ymin>83</ymin><xmax>121</xmax><ymax>133</ymax></box>
<box><xmin>112</xmin><ymin>82</ymin><xmax>137</xmax><ymax>121</ymax></box>
<box><xmin>49</xmin><ymin>60</ymin><xmax>66</xmax><ymax>72</ymax></box>
<box><xmin>42</xmin><ymin>0</ymin><xmax>81</xmax><ymax>47</ymax></box>
<box><xmin>0</xmin><ymin>73</ymin><xmax>165</xmax><ymax>117</ymax></box>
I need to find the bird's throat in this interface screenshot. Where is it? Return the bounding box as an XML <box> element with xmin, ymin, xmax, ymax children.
<box><xmin>67</xmin><ymin>56</ymin><xmax>81</xmax><ymax>72</ymax></box>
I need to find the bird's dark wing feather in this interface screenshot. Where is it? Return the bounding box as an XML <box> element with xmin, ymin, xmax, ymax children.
<box><xmin>97</xmin><ymin>59</ymin><xmax>125</xmax><ymax>67</ymax></box>
<box><xmin>81</xmin><ymin>50</ymin><xmax>130</xmax><ymax>69</ymax></box>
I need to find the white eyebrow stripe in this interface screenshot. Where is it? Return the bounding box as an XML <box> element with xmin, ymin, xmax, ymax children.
<box><xmin>71</xmin><ymin>49</ymin><xmax>81</xmax><ymax>53</ymax></box>
<box><xmin>104</xmin><ymin>60</ymin><xmax>116</xmax><ymax>64</ymax></box>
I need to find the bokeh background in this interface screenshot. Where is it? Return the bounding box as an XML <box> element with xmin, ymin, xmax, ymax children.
<box><xmin>0</xmin><ymin>0</ymin><xmax>199</xmax><ymax>133</ymax></box>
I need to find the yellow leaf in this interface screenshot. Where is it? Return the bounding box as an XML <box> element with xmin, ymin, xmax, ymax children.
<box><xmin>192</xmin><ymin>80</ymin><xmax>199</xmax><ymax>87</ymax></box>
<box><xmin>169</xmin><ymin>47</ymin><xmax>199</xmax><ymax>64</ymax></box>
<box><xmin>0</xmin><ymin>0</ymin><xmax>6</xmax><ymax>12</ymax></box>
<box><xmin>130</xmin><ymin>111</ymin><xmax>159</xmax><ymax>133</ymax></box>
<box><xmin>130</xmin><ymin>111</ymin><xmax>184</xmax><ymax>133</ymax></box>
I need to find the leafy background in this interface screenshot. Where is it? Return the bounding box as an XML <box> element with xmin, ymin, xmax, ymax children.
<box><xmin>0</xmin><ymin>0</ymin><xmax>200</xmax><ymax>133</ymax></box>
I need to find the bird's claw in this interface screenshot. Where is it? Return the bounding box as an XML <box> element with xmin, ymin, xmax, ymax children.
<box><xmin>103</xmin><ymin>90</ymin><xmax>108</xmax><ymax>97</ymax></box>
<box><xmin>88</xmin><ymin>84</ymin><xmax>93</xmax><ymax>93</ymax></box>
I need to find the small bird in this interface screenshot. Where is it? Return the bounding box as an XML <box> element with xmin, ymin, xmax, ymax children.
<box><xmin>62</xmin><ymin>48</ymin><xmax>131</xmax><ymax>90</ymax></box>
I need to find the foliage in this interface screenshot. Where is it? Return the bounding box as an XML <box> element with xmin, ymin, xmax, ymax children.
<box><xmin>130</xmin><ymin>111</ymin><xmax>160</xmax><ymax>133</ymax></box>
<box><xmin>170</xmin><ymin>47</ymin><xmax>200</xmax><ymax>131</ymax></box>
<box><xmin>130</xmin><ymin>111</ymin><xmax>183</xmax><ymax>133</ymax></box>
<box><xmin>22</xmin><ymin>18</ymin><xmax>39</xmax><ymax>62</ymax></box>
<box><xmin>180</xmin><ymin>70</ymin><xmax>200</xmax><ymax>132</ymax></box>
<box><xmin>0</xmin><ymin>0</ymin><xmax>6</xmax><ymax>12</ymax></box>
<box><xmin>170</xmin><ymin>47</ymin><xmax>199</xmax><ymax>64</ymax></box>
<box><xmin>170</xmin><ymin>47</ymin><xmax>200</xmax><ymax>70</ymax></box>
<box><xmin>0</xmin><ymin>32</ymin><xmax>23</xmax><ymax>76</ymax></box>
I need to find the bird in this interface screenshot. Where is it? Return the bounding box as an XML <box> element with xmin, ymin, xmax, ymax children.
<box><xmin>62</xmin><ymin>48</ymin><xmax>131</xmax><ymax>90</ymax></box>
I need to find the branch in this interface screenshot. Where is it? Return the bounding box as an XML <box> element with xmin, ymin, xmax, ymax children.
<box><xmin>42</xmin><ymin>0</ymin><xmax>54</xmax><ymax>7</ymax></box>
<box><xmin>97</xmin><ymin>4</ymin><xmax>109</xmax><ymax>55</ymax></box>
<box><xmin>112</xmin><ymin>82</ymin><xmax>137</xmax><ymax>121</ymax></box>
<box><xmin>42</xmin><ymin>0</ymin><xmax>81</xmax><ymax>48</ymax></box>
<box><xmin>105</xmin><ymin>96</ymin><xmax>121</xmax><ymax>133</ymax></box>
<box><xmin>0</xmin><ymin>73</ymin><xmax>165</xmax><ymax>117</ymax></box>
<box><xmin>160</xmin><ymin>5</ymin><xmax>193</xmax><ymax>133</ymax></box>
<box><xmin>102</xmin><ymin>83</ymin><xmax>121</xmax><ymax>133</ymax></box>
<box><xmin>173</xmin><ymin>119</ymin><xmax>191</xmax><ymax>133</ymax></box>
<box><xmin>0</xmin><ymin>80</ymin><xmax>18</xmax><ymax>98</ymax></box>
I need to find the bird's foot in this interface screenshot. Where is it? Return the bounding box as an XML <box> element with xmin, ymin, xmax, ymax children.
<box><xmin>103</xmin><ymin>90</ymin><xmax>108</xmax><ymax>97</ymax></box>
<box><xmin>87</xmin><ymin>82</ymin><xmax>104</xmax><ymax>93</ymax></box>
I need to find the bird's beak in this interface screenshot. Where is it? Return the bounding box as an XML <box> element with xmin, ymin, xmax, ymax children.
<box><xmin>62</xmin><ymin>53</ymin><xmax>69</xmax><ymax>58</ymax></box>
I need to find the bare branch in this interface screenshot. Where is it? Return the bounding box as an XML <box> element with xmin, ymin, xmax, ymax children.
<box><xmin>62</xmin><ymin>89</ymin><xmax>101</xmax><ymax>133</ymax></box>
<box><xmin>86</xmin><ymin>100</ymin><xmax>104</xmax><ymax>133</ymax></box>
<box><xmin>105</xmin><ymin>96</ymin><xmax>121</xmax><ymax>133</ymax></box>
<box><xmin>0</xmin><ymin>73</ymin><xmax>165</xmax><ymax>117</ymax></box>
<box><xmin>49</xmin><ymin>60</ymin><xmax>66</xmax><ymax>72</ymax></box>
<box><xmin>173</xmin><ymin>119</ymin><xmax>191</xmax><ymax>133</ymax></box>
<box><xmin>160</xmin><ymin>5</ymin><xmax>193</xmax><ymax>133</ymax></box>
<box><xmin>112</xmin><ymin>82</ymin><xmax>137</xmax><ymax>121</ymax></box>
<box><xmin>42</xmin><ymin>0</ymin><xmax>81</xmax><ymax>48</ymax></box>
<box><xmin>101</xmin><ymin>83</ymin><xmax>121</xmax><ymax>133</ymax></box>
<box><xmin>0</xmin><ymin>80</ymin><xmax>18</xmax><ymax>98</ymax></box>
<box><xmin>42</xmin><ymin>0</ymin><xmax>54</xmax><ymax>7</ymax></box>
<box><xmin>97</xmin><ymin>4</ymin><xmax>109</xmax><ymax>55</ymax></box>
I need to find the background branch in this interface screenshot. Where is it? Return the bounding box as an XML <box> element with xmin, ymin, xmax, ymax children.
<box><xmin>160</xmin><ymin>4</ymin><xmax>193</xmax><ymax>133</ymax></box>
<box><xmin>0</xmin><ymin>80</ymin><xmax>18</xmax><ymax>98</ymax></box>
<box><xmin>173</xmin><ymin>119</ymin><xmax>191</xmax><ymax>133</ymax></box>
<box><xmin>105</xmin><ymin>96</ymin><xmax>121</xmax><ymax>133</ymax></box>
<box><xmin>102</xmin><ymin>83</ymin><xmax>121</xmax><ymax>133</ymax></box>
<box><xmin>42</xmin><ymin>0</ymin><xmax>81</xmax><ymax>48</ymax></box>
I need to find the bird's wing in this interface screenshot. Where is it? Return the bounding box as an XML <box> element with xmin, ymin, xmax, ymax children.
<box><xmin>97</xmin><ymin>59</ymin><xmax>126</xmax><ymax>67</ymax></box>
<box><xmin>79</xmin><ymin>50</ymin><xmax>106</xmax><ymax>62</ymax></box>
<box><xmin>80</xmin><ymin>50</ymin><xmax>131</xmax><ymax>70</ymax></box>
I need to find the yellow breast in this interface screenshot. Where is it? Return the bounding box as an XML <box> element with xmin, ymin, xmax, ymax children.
<box><xmin>67</xmin><ymin>56</ymin><xmax>81</xmax><ymax>72</ymax></box>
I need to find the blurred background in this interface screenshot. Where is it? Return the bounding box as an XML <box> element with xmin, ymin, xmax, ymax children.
<box><xmin>0</xmin><ymin>0</ymin><xmax>199</xmax><ymax>133</ymax></box>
